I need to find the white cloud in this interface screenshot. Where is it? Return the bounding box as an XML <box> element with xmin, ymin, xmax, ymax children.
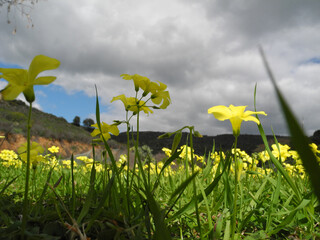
<box><xmin>1</xmin><ymin>0</ymin><xmax>320</xmax><ymax>137</ymax></box>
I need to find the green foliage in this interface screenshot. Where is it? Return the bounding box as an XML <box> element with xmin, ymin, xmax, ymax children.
<box><xmin>72</xmin><ymin>116</ymin><xmax>80</xmax><ymax>127</ymax></box>
<box><xmin>83</xmin><ymin>118</ymin><xmax>94</xmax><ymax>127</ymax></box>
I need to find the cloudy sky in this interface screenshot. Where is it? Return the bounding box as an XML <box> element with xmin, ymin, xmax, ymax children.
<box><xmin>0</xmin><ymin>0</ymin><xmax>320</xmax><ymax>137</ymax></box>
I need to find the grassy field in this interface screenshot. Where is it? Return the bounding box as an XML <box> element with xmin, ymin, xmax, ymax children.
<box><xmin>0</xmin><ymin>54</ymin><xmax>320</xmax><ymax>239</ymax></box>
<box><xmin>1</xmin><ymin>136</ymin><xmax>319</xmax><ymax>239</ymax></box>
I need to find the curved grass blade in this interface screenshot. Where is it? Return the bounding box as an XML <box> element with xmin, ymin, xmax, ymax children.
<box><xmin>169</xmin><ymin>154</ymin><xmax>230</xmax><ymax>220</ymax></box>
<box><xmin>86</xmin><ymin>173</ymin><xmax>115</xmax><ymax>232</ymax></box>
<box><xmin>169</xmin><ymin>171</ymin><xmax>199</xmax><ymax>202</ymax></box>
<box><xmin>254</xmin><ymin>84</ymin><xmax>301</xmax><ymax>201</ymax></box>
<box><xmin>269</xmin><ymin>199</ymin><xmax>311</xmax><ymax>235</ymax></box>
<box><xmin>260</xmin><ymin>47</ymin><xmax>320</xmax><ymax>202</ymax></box>
<box><xmin>77</xmin><ymin>163</ymin><xmax>96</xmax><ymax>224</ymax></box>
<box><xmin>0</xmin><ymin>175</ymin><xmax>20</xmax><ymax>195</ymax></box>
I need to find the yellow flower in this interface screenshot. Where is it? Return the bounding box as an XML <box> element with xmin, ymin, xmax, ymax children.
<box><xmin>271</xmin><ymin>143</ymin><xmax>291</xmax><ymax>161</ymax></box>
<box><xmin>48</xmin><ymin>146</ymin><xmax>59</xmax><ymax>154</ymax></box>
<box><xmin>17</xmin><ymin>141</ymin><xmax>44</xmax><ymax>164</ymax></box>
<box><xmin>151</xmin><ymin>87</ymin><xmax>171</xmax><ymax>109</ymax></box>
<box><xmin>91</xmin><ymin>122</ymin><xmax>120</xmax><ymax>141</ymax></box>
<box><xmin>119</xmin><ymin>154</ymin><xmax>127</xmax><ymax>164</ymax></box>
<box><xmin>121</xmin><ymin>74</ymin><xmax>150</xmax><ymax>92</ymax></box>
<box><xmin>309</xmin><ymin>143</ymin><xmax>320</xmax><ymax>154</ymax></box>
<box><xmin>111</xmin><ymin>94</ymin><xmax>153</xmax><ymax>114</ymax></box>
<box><xmin>0</xmin><ymin>55</ymin><xmax>60</xmax><ymax>103</ymax></box>
<box><xmin>120</xmin><ymin>74</ymin><xmax>171</xmax><ymax>109</ymax></box>
<box><xmin>258</xmin><ymin>150</ymin><xmax>270</xmax><ymax>163</ymax></box>
<box><xmin>208</xmin><ymin>104</ymin><xmax>267</xmax><ymax>137</ymax></box>
<box><xmin>144</xmin><ymin>81</ymin><xmax>171</xmax><ymax>109</ymax></box>
<box><xmin>162</xmin><ymin>147</ymin><xmax>172</xmax><ymax>157</ymax></box>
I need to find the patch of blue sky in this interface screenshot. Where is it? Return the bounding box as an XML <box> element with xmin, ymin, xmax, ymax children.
<box><xmin>301</xmin><ymin>57</ymin><xmax>320</xmax><ymax>65</ymax></box>
<box><xmin>35</xmin><ymin>84</ymin><xmax>97</xmax><ymax>124</ymax></box>
<box><xmin>0</xmin><ymin>62</ymin><xmax>22</xmax><ymax>68</ymax></box>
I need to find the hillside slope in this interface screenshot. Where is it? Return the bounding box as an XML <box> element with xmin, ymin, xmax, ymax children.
<box><xmin>0</xmin><ymin>100</ymin><xmax>93</xmax><ymax>158</ymax></box>
<box><xmin>0</xmin><ymin>100</ymin><xmax>92</xmax><ymax>142</ymax></box>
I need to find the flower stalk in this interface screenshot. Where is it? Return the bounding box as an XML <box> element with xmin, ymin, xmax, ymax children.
<box><xmin>21</xmin><ymin>102</ymin><xmax>32</xmax><ymax>237</ymax></box>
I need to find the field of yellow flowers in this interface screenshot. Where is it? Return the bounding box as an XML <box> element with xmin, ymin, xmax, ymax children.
<box><xmin>0</xmin><ymin>54</ymin><xmax>320</xmax><ymax>239</ymax></box>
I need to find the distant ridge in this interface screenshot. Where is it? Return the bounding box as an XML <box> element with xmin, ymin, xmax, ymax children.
<box><xmin>111</xmin><ymin>131</ymin><xmax>292</xmax><ymax>155</ymax></box>
<box><xmin>1</xmin><ymin>100</ymin><xmax>319</xmax><ymax>156</ymax></box>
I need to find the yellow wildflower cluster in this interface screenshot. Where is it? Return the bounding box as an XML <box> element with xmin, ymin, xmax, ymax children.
<box><xmin>162</xmin><ymin>145</ymin><xmax>205</xmax><ymax>163</ymax></box>
<box><xmin>76</xmin><ymin>156</ymin><xmax>104</xmax><ymax>172</ymax></box>
<box><xmin>1</xmin><ymin>141</ymin><xmax>320</xmax><ymax>180</ymax></box>
<box><xmin>142</xmin><ymin>161</ymin><xmax>175</xmax><ymax>177</ymax></box>
<box><xmin>0</xmin><ymin>144</ymin><xmax>60</xmax><ymax>170</ymax></box>
<box><xmin>0</xmin><ymin>149</ymin><xmax>21</xmax><ymax>168</ymax></box>
<box><xmin>161</xmin><ymin>142</ymin><xmax>320</xmax><ymax>179</ymax></box>
<box><xmin>48</xmin><ymin>146</ymin><xmax>60</xmax><ymax>154</ymax></box>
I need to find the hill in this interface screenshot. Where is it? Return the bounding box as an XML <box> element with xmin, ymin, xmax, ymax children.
<box><xmin>0</xmin><ymin>99</ymin><xmax>92</xmax><ymax>142</ymax></box>
<box><xmin>1</xmin><ymin>100</ymin><xmax>319</xmax><ymax>158</ymax></box>
<box><xmin>0</xmin><ymin>100</ymin><xmax>94</xmax><ymax>157</ymax></box>
<box><xmin>111</xmin><ymin>131</ymin><xmax>292</xmax><ymax>156</ymax></box>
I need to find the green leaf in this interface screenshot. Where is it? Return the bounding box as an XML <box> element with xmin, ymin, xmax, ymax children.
<box><xmin>269</xmin><ymin>199</ymin><xmax>311</xmax><ymax>235</ymax></box>
<box><xmin>86</xmin><ymin>174</ymin><xmax>115</xmax><ymax>232</ymax></box>
<box><xmin>171</xmin><ymin>131</ymin><xmax>182</xmax><ymax>153</ymax></box>
<box><xmin>0</xmin><ymin>175</ymin><xmax>20</xmax><ymax>195</ymax></box>
<box><xmin>145</xmin><ymin>190</ymin><xmax>172</xmax><ymax>240</ymax></box>
<box><xmin>169</xmin><ymin>171</ymin><xmax>199</xmax><ymax>202</ymax></box>
<box><xmin>260</xmin><ymin>47</ymin><xmax>320</xmax><ymax>202</ymax></box>
<box><xmin>254</xmin><ymin>84</ymin><xmax>301</xmax><ymax>201</ymax></box>
<box><xmin>169</xmin><ymin>155</ymin><xmax>230</xmax><ymax>220</ymax></box>
<box><xmin>77</xmin><ymin>163</ymin><xmax>96</xmax><ymax>224</ymax></box>
<box><xmin>157</xmin><ymin>132</ymin><xmax>173</xmax><ymax>139</ymax></box>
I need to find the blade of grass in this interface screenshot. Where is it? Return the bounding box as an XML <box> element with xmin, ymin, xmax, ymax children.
<box><xmin>169</xmin><ymin>154</ymin><xmax>230</xmax><ymax>220</ymax></box>
<box><xmin>196</xmin><ymin>178</ymin><xmax>214</xmax><ymax>236</ymax></box>
<box><xmin>169</xmin><ymin>171</ymin><xmax>199</xmax><ymax>203</ymax></box>
<box><xmin>0</xmin><ymin>175</ymin><xmax>20</xmax><ymax>195</ymax></box>
<box><xmin>266</xmin><ymin>172</ymin><xmax>281</xmax><ymax>232</ymax></box>
<box><xmin>259</xmin><ymin>47</ymin><xmax>320</xmax><ymax>202</ymax></box>
<box><xmin>254</xmin><ymin>84</ymin><xmax>301</xmax><ymax>201</ymax></box>
<box><xmin>152</xmin><ymin>149</ymin><xmax>182</xmax><ymax>193</ymax></box>
<box><xmin>71</xmin><ymin>154</ymin><xmax>76</xmax><ymax>217</ymax></box>
<box><xmin>85</xmin><ymin>173</ymin><xmax>115</xmax><ymax>232</ymax></box>
<box><xmin>77</xmin><ymin>162</ymin><xmax>96</xmax><ymax>224</ymax></box>
<box><xmin>269</xmin><ymin>199</ymin><xmax>311</xmax><ymax>235</ymax></box>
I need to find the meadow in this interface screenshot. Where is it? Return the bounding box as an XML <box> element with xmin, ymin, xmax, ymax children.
<box><xmin>0</xmin><ymin>53</ymin><xmax>320</xmax><ymax>239</ymax></box>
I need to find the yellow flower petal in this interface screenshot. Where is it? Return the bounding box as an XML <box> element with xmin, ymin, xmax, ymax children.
<box><xmin>0</xmin><ymin>55</ymin><xmax>60</xmax><ymax>103</ymax></box>
<box><xmin>28</xmin><ymin>55</ymin><xmax>60</xmax><ymax>82</ymax></box>
<box><xmin>208</xmin><ymin>105</ymin><xmax>232</xmax><ymax>121</ymax></box>
<box><xmin>208</xmin><ymin>104</ymin><xmax>267</xmax><ymax>137</ymax></box>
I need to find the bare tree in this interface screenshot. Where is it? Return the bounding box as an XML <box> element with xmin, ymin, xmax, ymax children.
<box><xmin>0</xmin><ymin>0</ymin><xmax>39</xmax><ymax>33</ymax></box>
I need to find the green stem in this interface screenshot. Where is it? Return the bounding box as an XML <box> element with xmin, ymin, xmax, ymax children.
<box><xmin>126</xmin><ymin>112</ymin><xmax>131</xmax><ymax>219</ymax></box>
<box><xmin>21</xmin><ymin>102</ymin><xmax>32</xmax><ymax>237</ymax></box>
<box><xmin>231</xmin><ymin>135</ymin><xmax>239</xmax><ymax>240</ymax></box>
<box><xmin>189</xmin><ymin>127</ymin><xmax>202</xmax><ymax>239</ymax></box>
<box><xmin>136</xmin><ymin>111</ymin><xmax>139</xmax><ymax>146</ymax></box>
